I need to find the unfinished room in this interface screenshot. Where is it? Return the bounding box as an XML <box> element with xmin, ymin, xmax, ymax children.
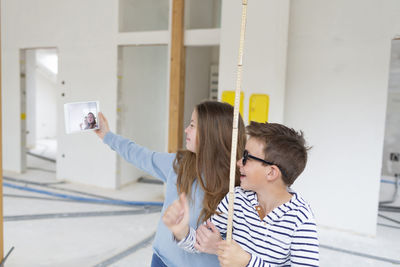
<box><xmin>1</xmin><ymin>0</ymin><xmax>399</xmax><ymax>266</ymax></box>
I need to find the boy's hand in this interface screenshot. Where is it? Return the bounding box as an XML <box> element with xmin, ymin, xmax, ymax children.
<box><xmin>194</xmin><ymin>220</ymin><xmax>221</xmax><ymax>254</ymax></box>
<box><xmin>95</xmin><ymin>112</ymin><xmax>110</xmax><ymax>140</ymax></box>
<box><xmin>162</xmin><ymin>193</ymin><xmax>190</xmax><ymax>241</ymax></box>
<box><xmin>217</xmin><ymin>240</ymin><xmax>251</xmax><ymax>267</ymax></box>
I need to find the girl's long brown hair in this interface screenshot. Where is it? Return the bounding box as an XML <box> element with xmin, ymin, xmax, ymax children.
<box><xmin>173</xmin><ymin>101</ymin><xmax>246</xmax><ymax>225</ymax></box>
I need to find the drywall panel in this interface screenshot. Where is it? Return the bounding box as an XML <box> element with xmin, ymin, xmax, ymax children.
<box><xmin>25</xmin><ymin>50</ymin><xmax>37</xmax><ymax>149</ymax></box>
<box><xmin>382</xmin><ymin>92</ymin><xmax>400</xmax><ymax>177</ymax></box>
<box><xmin>117</xmin><ymin>46</ymin><xmax>169</xmax><ymax>187</ymax></box>
<box><xmin>183</xmin><ymin>46</ymin><xmax>219</xmax><ymax>139</ymax></box>
<box><xmin>184</xmin><ymin>29</ymin><xmax>220</xmax><ymax>46</ymax></box>
<box><xmin>1</xmin><ymin>45</ymin><xmax>21</xmax><ymax>172</ymax></box>
<box><xmin>117</xmin><ymin>31</ymin><xmax>169</xmax><ymax>46</ymax></box>
<box><xmin>285</xmin><ymin>0</ymin><xmax>400</xmax><ymax>235</ymax></box>
<box><xmin>185</xmin><ymin>0</ymin><xmax>221</xmax><ymax>29</ymax></box>
<box><xmin>382</xmin><ymin>40</ymin><xmax>400</xmax><ymax>177</ymax></box>
<box><xmin>119</xmin><ymin>0</ymin><xmax>169</xmax><ymax>32</ymax></box>
<box><xmin>2</xmin><ymin>0</ymin><xmax>119</xmax><ymax>188</ymax></box>
<box><xmin>219</xmin><ymin>0</ymin><xmax>290</xmax><ymax>124</ymax></box>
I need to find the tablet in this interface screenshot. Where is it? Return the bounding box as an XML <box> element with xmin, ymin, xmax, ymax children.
<box><xmin>64</xmin><ymin>101</ymin><xmax>100</xmax><ymax>134</ymax></box>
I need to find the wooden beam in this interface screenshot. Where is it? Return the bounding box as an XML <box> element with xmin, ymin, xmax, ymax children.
<box><xmin>0</xmin><ymin>0</ymin><xmax>4</xmax><ymax>259</ymax></box>
<box><xmin>168</xmin><ymin>0</ymin><xmax>185</xmax><ymax>153</ymax></box>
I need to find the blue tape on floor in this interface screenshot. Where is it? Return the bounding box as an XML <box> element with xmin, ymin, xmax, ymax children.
<box><xmin>381</xmin><ymin>179</ymin><xmax>399</xmax><ymax>185</ymax></box>
<box><xmin>3</xmin><ymin>182</ymin><xmax>163</xmax><ymax>207</ymax></box>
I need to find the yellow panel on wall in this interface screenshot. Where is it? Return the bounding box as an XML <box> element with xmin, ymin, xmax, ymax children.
<box><xmin>249</xmin><ymin>94</ymin><xmax>269</xmax><ymax>123</ymax></box>
<box><xmin>221</xmin><ymin>91</ymin><xmax>244</xmax><ymax>116</ymax></box>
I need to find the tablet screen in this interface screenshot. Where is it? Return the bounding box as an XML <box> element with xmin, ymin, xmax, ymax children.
<box><xmin>64</xmin><ymin>101</ymin><xmax>100</xmax><ymax>134</ymax></box>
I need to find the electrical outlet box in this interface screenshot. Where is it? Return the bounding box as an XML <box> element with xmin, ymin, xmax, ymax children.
<box><xmin>390</xmin><ymin>153</ymin><xmax>400</xmax><ymax>162</ymax></box>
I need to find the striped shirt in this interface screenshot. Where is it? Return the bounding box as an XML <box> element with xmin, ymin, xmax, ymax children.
<box><xmin>178</xmin><ymin>187</ymin><xmax>319</xmax><ymax>266</ymax></box>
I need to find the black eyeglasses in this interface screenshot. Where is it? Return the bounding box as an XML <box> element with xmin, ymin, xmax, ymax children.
<box><xmin>242</xmin><ymin>150</ymin><xmax>286</xmax><ymax>177</ymax></box>
<box><xmin>242</xmin><ymin>150</ymin><xmax>274</xmax><ymax>166</ymax></box>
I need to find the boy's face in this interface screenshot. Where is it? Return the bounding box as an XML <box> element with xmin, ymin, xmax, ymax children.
<box><xmin>237</xmin><ymin>137</ymin><xmax>269</xmax><ymax>191</ymax></box>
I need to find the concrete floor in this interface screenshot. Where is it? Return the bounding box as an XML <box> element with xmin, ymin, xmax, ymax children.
<box><xmin>2</xmin><ymin>145</ymin><xmax>400</xmax><ymax>266</ymax></box>
<box><xmin>3</xmin><ymin>152</ymin><xmax>164</xmax><ymax>267</ymax></box>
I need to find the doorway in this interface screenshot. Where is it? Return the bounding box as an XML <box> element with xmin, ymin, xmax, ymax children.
<box><xmin>379</xmin><ymin>39</ymin><xmax>400</xmax><ymax>219</ymax></box>
<box><xmin>116</xmin><ymin>45</ymin><xmax>169</xmax><ymax>187</ymax></box>
<box><xmin>20</xmin><ymin>48</ymin><xmax>58</xmax><ymax>173</ymax></box>
<box><xmin>183</xmin><ymin>46</ymin><xmax>220</xmax><ymax>142</ymax></box>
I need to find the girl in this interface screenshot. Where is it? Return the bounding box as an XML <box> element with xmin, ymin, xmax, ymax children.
<box><xmin>96</xmin><ymin>101</ymin><xmax>246</xmax><ymax>267</ymax></box>
<box><xmin>85</xmin><ymin>112</ymin><xmax>97</xmax><ymax>129</ymax></box>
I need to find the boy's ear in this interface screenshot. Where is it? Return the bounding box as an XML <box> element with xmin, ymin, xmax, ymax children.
<box><xmin>266</xmin><ymin>165</ymin><xmax>280</xmax><ymax>182</ymax></box>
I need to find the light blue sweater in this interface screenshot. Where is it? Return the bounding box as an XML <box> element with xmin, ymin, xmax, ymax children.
<box><xmin>104</xmin><ymin>132</ymin><xmax>219</xmax><ymax>267</ymax></box>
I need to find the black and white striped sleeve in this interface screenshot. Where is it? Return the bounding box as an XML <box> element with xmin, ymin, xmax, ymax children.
<box><xmin>290</xmin><ymin>220</ymin><xmax>319</xmax><ymax>266</ymax></box>
<box><xmin>177</xmin><ymin>193</ymin><xmax>230</xmax><ymax>253</ymax></box>
<box><xmin>176</xmin><ymin>227</ymin><xmax>200</xmax><ymax>253</ymax></box>
<box><xmin>245</xmin><ymin>219</ymin><xmax>318</xmax><ymax>267</ymax></box>
<box><xmin>210</xmin><ymin>193</ymin><xmax>229</xmax><ymax>236</ymax></box>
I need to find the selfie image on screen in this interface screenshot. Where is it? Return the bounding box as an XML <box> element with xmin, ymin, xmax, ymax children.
<box><xmin>64</xmin><ymin>101</ymin><xmax>99</xmax><ymax>134</ymax></box>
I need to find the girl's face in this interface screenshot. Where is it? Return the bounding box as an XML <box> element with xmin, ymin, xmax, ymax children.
<box><xmin>87</xmin><ymin>113</ymin><xmax>94</xmax><ymax>123</ymax></box>
<box><xmin>184</xmin><ymin>110</ymin><xmax>198</xmax><ymax>153</ymax></box>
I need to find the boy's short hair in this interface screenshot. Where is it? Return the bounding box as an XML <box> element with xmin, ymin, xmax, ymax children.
<box><xmin>246</xmin><ymin>121</ymin><xmax>310</xmax><ymax>186</ymax></box>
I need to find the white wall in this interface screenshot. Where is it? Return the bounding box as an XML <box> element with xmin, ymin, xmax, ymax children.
<box><xmin>382</xmin><ymin>40</ymin><xmax>400</xmax><ymax>177</ymax></box>
<box><xmin>219</xmin><ymin>0</ymin><xmax>290</xmax><ymax>125</ymax></box>
<box><xmin>218</xmin><ymin>0</ymin><xmax>400</xmax><ymax>236</ymax></box>
<box><xmin>25</xmin><ymin>50</ymin><xmax>37</xmax><ymax>149</ymax></box>
<box><xmin>185</xmin><ymin>0</ymin><xmax>220</xmax><ymax>29</ymax></box>
<box><xmin>382</xmin><ymin>92</ymin><xmax>400</xmax><ymax>177</ymax></box>
<box><xmin>285</xmin><ymin>0</ymin><xmax>400</xmax><ymax>235</ymax></box>
<box><xmin>2</xmin><ymin>0</ymin><xmax>119</xmax><ymax>188</ymax></box>
<box><xmin>3</xmin><ymin>0</ymin><xmax>399</xmax><ymax>234</ymax></box>
<box><xmin>119</xmin><ymin>0</ymin><xmax>169</xmax><ymax>32</ymax></box>
<box><xmin>183</xmin><ymin>46</ymin><xmax>219</xmax><ymax>140</ymax></box>
<box><xmin>117</xmin><ymin>45</ymin><xmax>169</xmax><ymax>187</ymax></box>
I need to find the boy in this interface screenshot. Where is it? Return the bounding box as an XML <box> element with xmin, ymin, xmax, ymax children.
<box><xmin>163</xmin><ymin>122</ymin><xmax>319</xmax><ymax>266</ymax></box>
